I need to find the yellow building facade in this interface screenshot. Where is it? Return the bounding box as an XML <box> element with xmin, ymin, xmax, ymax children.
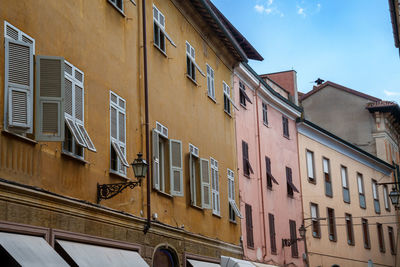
<box><xmin>298</xmin><ymin>119</ymin><xmax>398</xmax><ymax>267</ymax></box>
<box><xmin>0</xmin><ymin>0</ymin><xmax>249</xmax><ymax>265</ymax></box>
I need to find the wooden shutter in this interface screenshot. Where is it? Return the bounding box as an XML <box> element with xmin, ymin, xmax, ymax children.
<box><xmin>152</xmin><ymin>129</ymin><xmax>160</xmax><ymax>190</ymax></box>
<box><xmin>268</xmin><ymin>214</ymin><xmax>276</xmax><ymax>253</ymax></box>
<box><xmin>189</xmin><ymin>153</ymin><xmax>196</xmax><ymax>205</ymax></box>
<box><xmin>200</xmin><ymin>158</ymin><xmax>211</xmax><ymax>209</ymax></box>
<box><xmin>242</xmin><ymin>141</ymin><xmax>249</xmax><ymax>175</ymax></box>
<box><xmin>245</xmin><ymin>204</ymin><xmax>254</xmax><ymax>247</ymax></box>
<box><xmin>289</xmin><ymin>220</ymin><xmax>298</xmax><ymax>257</ymax></box>
<box><xmin>5</xmin><ymin>39</ymin><xmax>33</xmax><ymax>132</ymax></box>
<box><xmin>35</xmin><ymin>56</ymin><xmax>64</xmax><ymax>141</ymax></box>
<box><xmin>170</xmin><ymin>139</ymin><xmax>183</xmax><ymax>196</ymax></box>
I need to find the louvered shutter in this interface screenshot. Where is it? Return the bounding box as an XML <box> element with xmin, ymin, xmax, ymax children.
<box><xmin>35</xmin><ymin>56</ymin><xmax>64</xmax><ymax>141</ymax></box>
<box><xmin>200</xmin><ymin>158</ymin><xmax>211</xmax><ymax>209</ymax></box>
<box><xmin>170</xmin><ymin>139</ymin><xmax>183</xmax><ymax>196</ymax></box>
<box><xmin>189</xmin><ymin>153</ymin><xmax>195</xmax><ymax>205</ymax></box>
<box><xmin>5</xmin><ymin>39</ymin><xmax>33</xmax><ymax>132</ymax></box>
<box><xmin>152</xmin><ymin>129</ymin><xmax>160</xmax><ymax>190</ymax></box>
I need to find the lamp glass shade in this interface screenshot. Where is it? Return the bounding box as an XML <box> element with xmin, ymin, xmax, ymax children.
<box><xmin>299</xmin><ymin>225</ymin><xmax>306</xmax><ymax>238</ymax></box>
<box><xmin>389</xmin><ymin>188</ymin><xmax>400</xmax><ymax>206</ymax></box>
<box><xmin>131</xmin><ymin>153</ymin><xmax>148</xmax><ymax>178</ymax></box>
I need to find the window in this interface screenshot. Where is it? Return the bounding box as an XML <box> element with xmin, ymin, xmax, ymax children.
<box><xmin>153</xmin><ymin>122</ymin><xmax>183</xmax><ymax>196</ymax></box>
<box><xmin>310</xmin><ymin>203</ymin><xmax>320</xmax><ymax>238</ymax></box>
<box><xmin>4</xmin><ymin>21</ymin><xmax>34</xmax><ymax>134</ymax></box>
<box><xmin>323</xmin><ymin>158</ymin><xmax>332</xmax><ymax>197</ymax></box>
<box><xmin>242</xmin><ymin>141</ymin><xmax>253</xmax><ymax>177</ymax></box>
<box><xmin>63</xmin><ymin>61</ymin><xmax>96</xmax><ymax>159</ymax></box>
<box><xmin>186</xmin><ymin>41</ymin><xmax>204</xmax><ymax>82</ymax></box>
<box><xmin>268</xmin><ymin>213</ymin><xmax>277</xmax><ymax>254</ymax></box>
<box><xmin>289</xmin><ymin>220</ymin><xmax>298</xmax><ymax>258</ymax></box>
<box><xmin>383</xmin><ymin>185</ymin><xmax>390</xmax><ymax>211</ymax></box>
<box><xmin>228</xmin><ymin>169</ymin><xmax>242</xmax><ymax>222</ymax></box>
<box><xmin>282</xmin><ymin>116</ymin><xmax>289</xmax><ymax>138</ymax></box>
<box><xmin>266</xmin><ymin>157</ymin><xmax>278</xmax><ymax>189</ymax></box>
<box><xmin>239</xmin><ymin>81</ymin><xmax>252</xmax><ymax>107</ymax></box>
<box><xmin>110</xmin><ymin>91</ymin><xmax>129</xmax><ymax>176</ymax></box>
<box><xmin>341</xmin><ymin>166</ymin><xmax>350</xmax><ymax>203</ymax></box>
<box><xmin>286</xmin><ymin>167</ymin><xmax>299</xmax><ymax>196</ymax></box>
<box><xmin>108</xmin><ymin>0</ymin><xmax>123</xmax><ymax>13</ymax></box>
<box><xmin>388</xmin><ymin>226</ymin><xmax>395</xmax><ymax>255</ymax></box>
<box><xmin>189</xmin><ymin>144</ymin><xmax>211</xmax><ymax>207</ymax></box>
<box><xmin>262</xmin><ymin>103</ymin><xmax>268</xmax><ymax>125</ymax></box>
<box><xmin>345</xmin><ymin>213</ymin><xmax>354</xmax><ymax>246</ymax></box>
<box><xmin>206</xmin><ymin>64</ymin><xmax>215</xmax><ymax>100</ymax></box>
<box><xmin>372</xmin><ymin>180</ymin><xmax>380</xmax><ymax>214</ymax></box>
<box><xmin>245</xmin><ymin>203</ymin><xmax>254</xmax><ymax>248</ymax></box>
<box><xmin>377</xmin><ymin>223</ymin><xmax>385</xmax><ymax>253</ymax></box>
<box><xmin>306</xmin><ymin>150</ymin><xmax>315</xmax><ymax>182</ymax></box>
<box><xmin>153</xmin><ymin>5</ymin><xmax>176</xmax><ymax>54</ymax></box>
<box><xmin>327</xmin><ymin>208</ymin><xmax>336</xmax><ymax>241</ymax></box>
<box><xmin>211</xmin><ymin>157</ymin><xmax>220</xmax><ymax>215</ymax></box>
<box><xmin>223</xmin><ymin>82</ymin><xmax>237</xmax><ymax>115</ymax></box>
<box><xmin>357</xmin><ymin>173</ymin><xmax>366</xmax><ymax>208</ymax></box>
<box><xmin>362</xmin><ymin>218</ymin><xmax>371</xmax><ymax>249</ymax></box>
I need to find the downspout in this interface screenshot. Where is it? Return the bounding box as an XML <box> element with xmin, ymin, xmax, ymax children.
<box><xmin>254</xmin><ymin>82</ymin><xmax>268</xmax><ymax>259</ymax></box>
<box><xmin>142</xmin><ymin>0</ymin><xmax>151</xmax><ymax>234</ymax></box>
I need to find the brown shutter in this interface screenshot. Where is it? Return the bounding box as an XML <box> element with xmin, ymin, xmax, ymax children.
<box><xmin>289</xmin><ymin>220</ymin><xmax>298</xmax><ymax>257</ymax></box>
<box><xmin>245</xmin><ymin>204</ymin><xmax>254</xmax><ymax>248</ymax></box>
<box><xmin>268</xmin><ymin>213</ymin><xmax>276</xmax><ymax>253</ymax></box>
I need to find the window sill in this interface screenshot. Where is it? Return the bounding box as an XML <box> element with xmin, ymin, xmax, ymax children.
<box><xmin>229</xmin><ymin>219</ymin><xmax>237</xmax><ymax>224</ymax></box>
<box><xmin>267</xmin><ymin>185</ymin><xmax>273</xmax><ymax>191</ymax></box>
<box><xmin>208</xmin><ymin>95</ymin><xmax>216</xmax><ymax>103</ymax></box>
<box><xmin>240</xmin><ymin>103</ymin><xmax>247</xmax><ymax>109</ymax></box>
<box><xmin>325</xmin><ymin>194</ymin><xmax>333</xmax><ymax>198</ymax></box>
<box><xmin>2</xmin><ymin>129</ymin><xmax>37</xmax><ymax>145</ymax></box>
<box><xmin>287</xmin><ymin>194</ymin><xmax>295</xmax><ymax>199</ymax></box>
<box><xmin>271</xmin><ymin>251</ymin><xmax>277</xmax><ymax>255</ymax></box>
<box><xmin>243</xmin><ymin>173</ymin><xmax>250</xmax><ymax>179</ymax></box>
<box><xmin>187</xmin><ymin>75</ymin><xmax>198</xmax><ymax>86</ymax></box>
<box><xmin>247</xmin><ymin>246</ymin><xmax>255</xmax><ymax>250</ymax></box>
<box><xmin>130</xmin><ymin>0</ymin><xmax>136</xmax><ymax>6</ymax></box>
<box><xmin>109</xmin><ymin>170</ymin><xmax>129</xmax><ymax>180</ymax></box>
<box><xmin>191</xmin><ymin>204</ymin><xmax>204</xmax><ymax>211</ymax></box>
<box><xmin>263</xmin><ymin>122</ymin><xmax>269</xmax><ymax>127</ymax></box>
<box><xmin>343</xmin><ymin>200</ymin><xmax>351</xmax><ymax>204</ymax></box>
<box><xmin>308</xmin><ymin>178</ymin><xmax>316</xmax><ymax>184</ymax></box>
<box><xmin>153</xmin><ymin>43</ymin><xmax>168</xmax><ymax>57</ymax></box>
<box><xmin>107</xmin><ymin>0</ymin><xmax>126</xmax><ymax>17</ymax></box>
<box><xmin>224</xmin><ymin>110</ymin><xmax>232</xmax><ymax>118</ymax></box>
<box><xmin>155</xmin><ymin>189</ymin><xmax>173</xmax><ymax>198</ymax></box>
<box><xmin>283</xmin><ymin>134</ymin><xmax>290</xmax><ymax>140</ymax></box>
<box><xmin>61</xmin><ymin>151</ymin><xmax>88</xmax><ymax>164</ymax></box>
<box><xmin>212</xmin><ymin>212</ymin><xmax>221</xmax><ymax>219</ymax></box>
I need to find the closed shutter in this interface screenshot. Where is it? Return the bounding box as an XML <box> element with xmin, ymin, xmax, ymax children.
<box><xmin>242</xmin><ymin>141</ymin><xmax>248</xmax><ymax>175</ymax></box>
<box><xmin>5</xmin><ymin>39</ymin><xmax>33</xmax><ymax>132</ymax></box>
<box><xmin>35</xmin><ymin>56</ymin><xmax>64</xmax><ymax>141</ymax></box>
<box><xmin>290</xmin><ymin>220</ymin><xmax>298</xmax><ymax>257</ymax></box>
<box><xmin>245</xmin><ymin>204</ymin><xmax>254</xmax><ymax>247</ymax></box>
<box><xmin>170</xmin><ymin>139</ymin><xmax>183</xmax><ymax>196</ymax></box>
<box><xmin>269</xmin><ymin>214</ymin><xmax>276</xmax><ymax>253</ymax></box>
<box><xmin>200</xmin><ymin>158</ymin><xmax>211</xmax><ymax>209</ymax></box>
<box><xmin>152</xmin><ymin>129</ymin><xmax>160</xmax><ymax>190</ymax></box>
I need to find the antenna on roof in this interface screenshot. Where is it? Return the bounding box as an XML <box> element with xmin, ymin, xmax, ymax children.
<box><xmin>314</xmin><ymin>78</ymin><xmax>324</xmax><ymax>85</ymax></box>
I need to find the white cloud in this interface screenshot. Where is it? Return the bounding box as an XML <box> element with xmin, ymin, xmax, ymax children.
<box><xmin>297</xmin><ymin>6</ymin><xmax>306</xmax><ymax>16</ymax></box>
<box><xmin>384</xmin><ymin>90</ymin><xmax>400</xmax><ymax>97</ymax></box>
<box><xmin>316</xmin><ymin>3</ymin><xmax>321</xmax><ymax>12</ymax></box>
<box><xmin>265</xmin><ymin>8</ymin><xmax>272</xmax><ymax>14</ymax></box>
<box><xmin>268</xmin><ymin>0</ymin><xmax>273</xmax><ymax>6</ymax></box>
<box><xmin>254</xmin><ymin>4</ymin><xmax>265</xmax><ymax>13</ymax></box>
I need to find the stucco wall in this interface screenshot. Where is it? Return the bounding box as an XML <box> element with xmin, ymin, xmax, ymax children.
<box><xmin>301</xmin><ymin>85</ymin><xmax>376</xmax><ymax>155</ymax></box>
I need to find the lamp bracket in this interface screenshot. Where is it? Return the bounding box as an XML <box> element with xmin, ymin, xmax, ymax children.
<box><xmin>97</xmin><ymin>180</ymin><xmax>142</xmax><ymax>203</ymax></box>
<box><xmin>282</xmin><ymin>238</ymin><xmax>303</xmax><ymax>248</ymax></box>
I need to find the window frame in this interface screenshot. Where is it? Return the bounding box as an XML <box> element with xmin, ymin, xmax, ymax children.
<box><xmin>341</xmin><ymin>165</ymin><xmax>350</xmax><ymax>203</ymax></box>
<box><xmin>268</xmin><ymin>213</ymin><xmax>277</xmax><ymax>254</ymax></box>
<box><xmin>282</xmin><ymin>116</ymin><xmax>289</xmax><ymax>138</ymax></box>
<box><xmin>107</xmin><ymin>0</ymin><xmax>124</xmax><ymax>15</ymax></box>
<box><xmin>327</xmin><ymin>207</ymin><xmax>337</xmax><ymax>242</ymax></box>
<box><xmin>377</xmin><ymin>223</ymin><xmax>385</xmax><ymax>253</ymax></box>
<box><xmin>383</xmin><ymin>185</ymin><xmax>390</xmax><ymax>212</ymax></box>
<box><xmin>245</xmin><ymin>203</ymin><xmax>254</xmax><ymax>248</ymax></box>
<box><xmin>185</xmin><ymin>41</ymin><xmax>205</xmax><ymax>83</ymax></box>
<box><xmin>362</xmin><ymin>218</ymin><xmax>371</xmax><ymax>249</ymax></box>
<box><xmin>153</xmin><ymin>5</ymin><xmax>176</xmax><ymax>55</ymax></box>
<box><xmin>211</xmin><ymin>157</ymin><xmax>220</xmax><ymax>216</ymax></box>
<box><xmin>306</xmin><ymin>150</ymin><xmax>316</xmax><ymax>183</ymax></box>
<box><xmin>227</xmin><ymin>169</ymin><xmax>241</xmax><ymax>222</ymax></box>
<box><xmin>262</xmin><ymin>102</ymin><xmax>268</xmax><ymax>126</ymax></box>
<box><xmin>345</xmin><ymin>213</ymin><xmax>355</xmax><ymax>246</ymax></box>
<box><xmin>206</xmin><ymin>64</ymin><xmax>215</xmax><ymax>101</ymax></box>
<box><xmin>310</xmin><ymin>203</ymin><xmax>321</xmax><ymax>238</ymax></box>
<box><xmin>372</xmin><ymin>179</ymin><xmax>380</xmax><ymax>214</ymax></box>
<box><xmin>388</xmin><ymin>226</ymin><xmax>395</xmax><ymax>255</ymax></box>
<box><xmin>357</xmin><ymin>173</ymin><xmax>366</xmax><ymax>209</ymax></box>
<box><xmin>289</xmin><ymin>220</ymin><xmax>298</xmax><ymax>258</ymax></box>
<box><xmin>322</xmin><ymin>157</ymin><xmax>333</xmax><ymax>197</ymax></box>
<box><xmin>223</xmin><ymin>81</ymin><xmax>231</xmax><ymax>115</ymax></box>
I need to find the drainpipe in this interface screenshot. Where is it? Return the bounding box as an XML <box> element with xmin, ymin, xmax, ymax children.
<box><xmin>142</xmin><ymin>0</ymin><xmax>151</xmax><ymax>234</ymax></box>
<box><xmin>254</xmin><ymin>82</ymin><xmax>268</xmax><ymax>259</ymax></box>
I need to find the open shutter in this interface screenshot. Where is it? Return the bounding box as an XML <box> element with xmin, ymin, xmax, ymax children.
<box><xmin>170</xmin><ymin>139</ymin><xmax>183</xmax><ymax>196</ymax></box>
<box><xmin>200</xmin><ymin>158</ymin><xmax>211</xmax><ymax>209</ymax></box>
<box><xmin>189</xmin><ymin>153</ymin><xmax>196</xmax><ymax>205</ymax></box>
<box><xmin>35</xmin><ymin>56</ymin><xmax>64</xmax><ymax>141</ymax></box>
<box><xmin>5</xmin><ymin>39</ymin><xmax>33</xmax><ymax>132</ymax></box>
<box><xmin>152</xmin><ymin>130</ymin><xmax>160</xmax><ymax>190</ymax></box>
<box><xmin>111</xmin><ymin>140</ymin><xmax>129</xmax><ymax>167</ymax></box>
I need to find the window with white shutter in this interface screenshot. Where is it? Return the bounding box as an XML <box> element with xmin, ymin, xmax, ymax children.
<box><xmin>206</xmin><ymin>64</ymin><xmax>215</xmax><ymax>100</ymax></box>
<box><xmin>211</xmin><ymin>157</ymin><xmax>220</xmax><ymax>216</ymax></box>
<box><xmin>306</xmin><ymin>150</ymin><xmax>315</xmax><ymax>182</ymax></box>
<box><xmin>223</xmin><ymin>82</ymin><xmax>238</xmax><ymax>115</ymax></box>
<box><xmin>189</xmin><ymin>144</ymin><xmax>201</xmax><ymax>206</ymax></box>
<box><xmin>186</xmin><ymin>41</ymin><xmax>205</xmax><ymax>82</ymax></box>
<box><xmin>153</xmin><ymin>5</ymin><xmax>176</xmax><ymax>54</ymax></box>
<box><xmin>170</xmin><ymin>139</ymin><xmax>183</xmax><ymax>196</ymax></box>
<box><xmin>110</xmin><ymin>91</ymin><xmax>128</xmax><ymax>176</ymax></box>
<box><xmin>200</xmin><ymin>158</ymin><xmax>211</xmax><ymax>209</ymax></box>
<box><xmin>4</xmin><ymin>22</ymin><xmax>34</xmax><ymax>134</ymax></box>
<box><xmin>35</xmin><ymin>56</ymin><xmax>65</xmax><ymax>141</ymax></box>
<box><xmin>228</xmin><ymin>169</ymin><xmax>242</xmax><ymax>222</ymax></box>
<box><xmin>62</xmin><ymin>61</ymin><xmax>95</xmax><ymax>159</ymax></box>
<box><xmin>108</xmin><ymin>0</ymin><xmax>123</xmax><ymax>13</ymax></box>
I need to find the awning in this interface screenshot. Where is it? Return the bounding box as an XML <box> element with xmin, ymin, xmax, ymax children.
<box><xmin>56</xmin><ymin>240</ymin><xmax>149</xmax><ymax>267</ymax></box>
<box><xmin>188</xmin><ymin>259</ymin><xmax>221</xmax><ymax>267</ymax></box>
<box><xmin>0</xmin><ymin>232</ymin><xmax>69</xmax><ymax>267</ymax></box>
<box><xmin>221</xmin><ymin>256</ymin><xmax>255</xmax><ymax>267</ymax></box>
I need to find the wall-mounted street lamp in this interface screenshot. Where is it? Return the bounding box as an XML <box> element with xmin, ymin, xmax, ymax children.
<box><xmin>377</xmin><ymin>182</ymin><xmax>400</xmax><ymax>210</ymax></box>
<box><xmin>97</xmin><ymin>153</ymin><xmax>148</xmax><ymax>203</ymax></box>
<box><xmin>282</xmin><ymin>225</ymin><xmax>306</xmax><ymax>248</ymax></box>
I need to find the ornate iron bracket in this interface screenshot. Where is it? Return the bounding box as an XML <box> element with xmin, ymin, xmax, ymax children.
<box><xmin>282</xmin><ymin>238</ymin><xmax>303</xmax><ymax>248</ymax></box>
<box><xmin>97</xmin><ymin>180</ymin><xmax>142</xmax><ymax>203</ymax></box>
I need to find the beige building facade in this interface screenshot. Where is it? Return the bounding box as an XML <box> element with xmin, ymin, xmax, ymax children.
<box><xmin>298</xmin><ymin>119</ymin><xmax>397</xmax><ymax>267</ymax></box>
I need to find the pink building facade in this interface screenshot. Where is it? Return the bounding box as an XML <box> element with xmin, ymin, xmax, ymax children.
<box><xmin>234</xmin><ymin>63</ymin><xmax>305</xmax><ymax>267</ymax></box>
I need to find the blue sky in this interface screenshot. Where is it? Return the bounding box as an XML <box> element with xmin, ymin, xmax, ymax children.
<box><xmin>212</xmin><ymin>0</ymin><xmax>400</xmax><ymax>102</ymax></box>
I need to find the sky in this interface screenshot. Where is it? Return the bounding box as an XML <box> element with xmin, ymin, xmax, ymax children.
<box><xmin>211</xmin><ymin>0</ymin><xmax>400</xmax><ymax>102</ymax></box>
